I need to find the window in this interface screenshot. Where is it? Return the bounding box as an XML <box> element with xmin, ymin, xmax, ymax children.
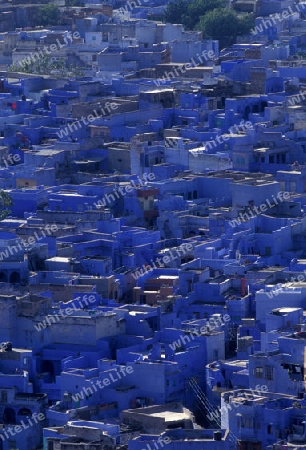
<box><xmin>1</xmin><ymin>391</ymin><xmax>7</xmax><ymax>402</ymax></box>
<box><xmin>265</xmin><ymin>366</ymin><xmax>273</xmax><ymax>380</ymax></box>
<box><xmin>244</xmin><ymin>417</ymin><xmax>254</xmax><ymax>428</ymax></box>
<box><xmin>254</xmin><ymin>367</ymin><xmax>263</xmax><ymax>378</ymax></box>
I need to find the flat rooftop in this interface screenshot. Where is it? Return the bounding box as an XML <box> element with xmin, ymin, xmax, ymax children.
<box><xmin>148</xmin><ymin>411</ymin><xmax>190</xmax><ymax>420</ymax></box>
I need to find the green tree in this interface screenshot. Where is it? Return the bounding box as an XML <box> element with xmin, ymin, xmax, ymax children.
<box><xmin>67</xmin><ymin>63</ymin><xmax>85</xmax><ymax>77</ymax></box>
<box><xmin>9</xmin><ymin>56</ymin><xmax>85</xmax><ymax>78</ymax></box>
<box><xmin>164</xmin><ymin>0</ymin><xmax>189</xmax><ymax>27</ymax></box>
<box><xmin>0</xmin><ymin>191</ymin><xmax>12</xmax><ymax>221</ymax></box>
<box><xmin>296</xmin><ymin>51</ymin><xmax>306</xmax><ymax>59</ymax></box>
<box><xmin>164</xmin><ymin>0</ymin><xmax>226</xmax><ymax>29</ymax></box>
<box><xmin>36</xmin><ymin>4</ymin><xmax>61</xmax><ymax>26</ymax></box>
<box><xmin>197</xmin><ymin>8</ymin><xmax>254</xmax><ymax>49</ymax></box>
<box><xmin>186</xmin><ymin>0</ymin><xmax>227</xmax><ymax>29</ymax></box>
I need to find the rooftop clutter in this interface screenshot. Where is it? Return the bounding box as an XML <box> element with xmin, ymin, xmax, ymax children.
<box><xmin>0</xmin><ymin>0</ymin><xmax>306</xmax><ymax>448</ymax></box>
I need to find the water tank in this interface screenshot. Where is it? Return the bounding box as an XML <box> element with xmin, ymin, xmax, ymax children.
<box><xmin>70</xmin><ymin>409</ymin><xmax>77</xmax><ymax>418</ymax></box>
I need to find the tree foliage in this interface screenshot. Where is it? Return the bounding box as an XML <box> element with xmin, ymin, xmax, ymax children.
<box><xmin>164</xmin><ymin>0</ymin><xmax>254</xmax><ymax>48</ymax></box>
<box><xmin>0</xmin><ymin>191</ymin><xmax>12</xmax><ymax>221</ymax></box>
<box><xmin>9</xmin><ymin>55</ymin><xmax>84</xmax><ymax>78</ymax></box>
<box><xmin>164</xmin><ymin>0</ymin><xmax>189</xmax><ymax>27</ymax></box>
<box><xmin>197</xmin><ymin>8</ymin><xmax>254</xmax><ymax>49</ymax></box>
<box><xmin>36</xmin><ymin>4</ymin><xmax>61</xmax><ymax>26</ymax></box>
<box><xmin>164</xmin><ymin>0</ymin><xmax>226</xmax><ymax>30</ymax></box>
